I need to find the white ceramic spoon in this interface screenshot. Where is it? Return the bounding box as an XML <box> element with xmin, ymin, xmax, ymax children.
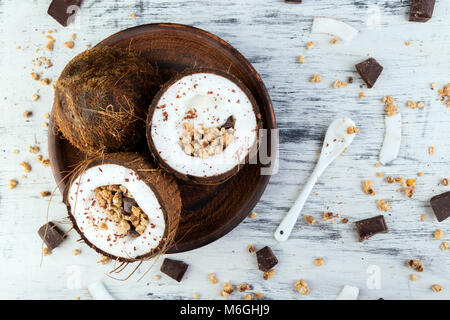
<box><xmin>274</xmin><ymin>117</ymin><xmax>357</xmax><ymax>242</ymax></box>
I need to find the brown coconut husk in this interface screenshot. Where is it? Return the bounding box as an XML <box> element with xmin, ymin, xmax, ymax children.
<box><xmin>146</xmin><ymin>68</ymin><xmax>262</xmax><ymax>185</ymax></box>
<box><xmin>54</xmin><ymin>47</ymin><xmax>160</xmax><ymax>154</ymax></box>
<box><xmin>64</xmin><ymin>152</ymin><xmax>182</xmax><ymax>263</ymax></box>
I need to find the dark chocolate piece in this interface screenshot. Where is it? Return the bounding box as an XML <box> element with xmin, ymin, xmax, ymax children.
<box><xmin>409</xmin><ymin>0</ymin><xmax>435</xmax><ymax>22</ymax></box>
<box><xmin>430</xmin><ymin>191</ymin><xmax>450</xmax><ymax>222</ymax></box>
<box><xmin>160</xmin><ymin>258</ymin><xmax>189</xmax><ymax>282</ymax></box>
<box><xmin>355</xmin><ymin>215</ymin><xmax>388</xmax><ymax>241</ymax></box>
<box><xmin>355</xmin><ymin>58</ymin><xmax>383</xmax><ymax>88</ymax></box>
<box><xmin>123</xmin><ymin>197</ymin><xmax>138</xmax><ymax>214</ymax></box>
<box><xmin>38</xmin><ymin>222</ymin><xmax>66</xmax><ymax>250</ymax></box>
<box><xmin>256</xmin><ymin>246</ymin><xmax>278</xmax><ymax>272</ymax></box>
<box><xmin>47</xmin><ymin>0</ymin><xmax>83</xmax><ymax>27</ymax></box>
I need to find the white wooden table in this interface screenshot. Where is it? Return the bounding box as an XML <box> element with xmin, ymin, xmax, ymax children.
<box><xmin>0</xmin><ymin>0</ymin><xmax>449</xmax><ymax>300</ymax></box>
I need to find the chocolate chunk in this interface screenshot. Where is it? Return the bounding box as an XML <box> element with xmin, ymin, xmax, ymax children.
<box><xmin>38</xmin><ymin>222</ymin><xmax>66</xmax><ymax>250</ymax></box>
<box><xmin>430</xmin><ymin>191</ymin><xmax>450</xmax><ymax>222</ymax></box>
<box><xmin>256</xmin><ymin>246</ymin><xmax>278</xmax><ymax>272</ymax></box>
<box><xmin>123</xmin><ymin>197</ymin><xmax>138</xmax><ymax>214</ymax></box>
<box><xmin>409</xmin><ymin>0</ymin><xmax>435</xmax><ymax>22</ymax></box>
<box><xmin>160</xmin><ymin>258</ymin><xmax>189</xmax><ymax>282</ymax></box>
<box><xmin>355</xmin><ymin>215</ymin><xmax>388</xmax><ymax>241</ymax></box>
<box><xmin>221</xmin><ymin>116</ymin><xmax>235</xmax><ymax>129</ymax></box>
<box><xmin>47</xmin><ymin>0</ymin><xmax>83</xmax><ymax>27</ymax></box>
<box><xmin>355</xmin><ymin>58</ymin><xmax>383</xmax><ymax>88</ymax></box>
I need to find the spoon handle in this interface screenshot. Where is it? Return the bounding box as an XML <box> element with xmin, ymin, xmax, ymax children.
<box><xmin>274</xmin><ymin>164</ymin><xmax>324</xmax><ymax>241</ymax></box>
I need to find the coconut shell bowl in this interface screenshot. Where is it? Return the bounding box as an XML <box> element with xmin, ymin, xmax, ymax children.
<box><xmin>48</xmin><ymin>23</ymin><xmax>277</xmax><ymax>253</ymax></box>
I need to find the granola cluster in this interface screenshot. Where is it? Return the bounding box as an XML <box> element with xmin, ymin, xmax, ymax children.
<box><xmin>437</xmin><ymin>83</ymin><xmax>450</xmax><ymax>107</ymax></box>
<box><xmin>95</xmin><ymin>185</ymin><xmax>149</xmax><ymax>235</ymax></box>
<box><xmin>180</xmin><ymin>121</ymin><xmax>235</xmax><ymax>159</ymax></box>
<box><xmin>381</xmin><ymin>96</ymin><xmax>398</xmax><ymax>116</ymax></box>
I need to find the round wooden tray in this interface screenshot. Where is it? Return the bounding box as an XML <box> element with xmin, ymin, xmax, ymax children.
<box><xmin>48</xmin><ymin>23</ymin><xmax>277</xmax><ymax>253</ymax></box>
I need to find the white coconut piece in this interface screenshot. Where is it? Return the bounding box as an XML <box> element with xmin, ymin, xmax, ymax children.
<box><xmin>336</xmin><ymin>285</ymin><xmax>360</xmax><ymax>300</ymax></box>
<box><xmin>150</xmin><ymin>72</ymin><xmax>259</xmax><ymax>181</ymax></box>
<box><xmin>67</xmin><ymin>164</ymin><xmax>166</xmax><ymax>260</ymax></box>
<box><xmin>311</xmin><ymin>17</ymin><xmax>359</xmax><ymax>42</ymax></box>
<box><xmin>88</xmin><ymin>280</ymin><xmax>115</xmax><ymax>300</ymax></box>
<box><xmin>379</xmin><ymin>113</ymin><xmax>402</xmax><ymax>165</ymax></box>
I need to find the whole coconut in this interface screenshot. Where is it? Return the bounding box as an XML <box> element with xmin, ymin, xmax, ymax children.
<box><xmin>53</xmin><ymin>46</ymin><xmax>160</xmax><ymax>154</ymax></box>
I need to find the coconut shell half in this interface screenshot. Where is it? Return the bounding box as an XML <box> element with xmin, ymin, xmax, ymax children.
<box><xmin>64</xmin><ymin>153</ymin><xmax>182</xmax><ymax>262</ymax></box>
<box><xmin>146</xmin><ymin>68</ymin><xmax>262</xmax><ymax>185</ymax></box>
<box><xmin>54</xmin><ymin>47</ymin><xmax>160</xmax><ymax>154</ymax></box>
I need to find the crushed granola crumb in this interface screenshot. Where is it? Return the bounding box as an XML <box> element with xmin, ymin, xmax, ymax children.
<box><xmin>330</xmin><ymin>37</ymin><xmax>339</xmax><ymax>44</ymax></box>
<box><xmin>254</xmin><ymin>292</ymin><xmax>263</xmax><ymax>299</ymax></box>
<box><xmin>43</xmin><ymin>247</ymin><xmax>51</xmax><ymax>256</ymax></box>
<box><xmin>40</xmin><ymin>191</ymin><xmax>51</xmax><ymax>197</ymax></box>
<box><xmin>305</xmin><ymin>41</ymin><xmax>315</xmax><ymax>50</ymax></box>
<box><xmin>431</xmin><ymin>284</ymin><xmax>443</xmax><ymax>293</ymax></box>
<box><xmin>32</xmin><ymin>94</ymin><xmax>40</xmax><ymax>101</ymax></box>
<box><xmin>420</xmin><ymin>214</ymin><xmax>425</xmax><ymax>221</ymax></box>
<box><xmin>377</xmin><ymin>199</ymin><xmax>391</xmax><ymax>212</ymax></box>
<box><xmin>434</xmin><ymin>229</ymin><xmax>443</xmax><ymax>240</ymax></box>
<box><xmin>72</xmin><ymin>249</ymin><xmax>81</xmax><ymax>256</ymax></box>
<box><xmin>41</xmin><ymin>159</ymin><xmax>50</xmax><ymax>167</ymax></box>
<box><xmin>208</xmin><ymin>273</ymin><xmax>218</xmax><ymax>284</ymax></box>
<box><xmin>152</xmin><ymin>275</ymin><xmax>161</xmax><ymax>281</ymax></box>
<box><xmin>382</xmin><ymin>96</ymin><xmax>398</xmax><ymax>116</ymax></box>
<box><xmin>442</xmin><ymin>178</ymin><xmax>449</xmax><ymax>186</ymax></box>
<box><xmin>322</xmin><ymin>212</ymin><xmax>333</xmax><ymax>221</ymax></box>
<box><xmin>410</xmin><ymin>274</ymin><xmax>418</xmax><ymax>281</ymax></box>
<box><xmin>359</xmin><ymin>92</ymin><xmax>365</xmax><ymax>99</ymax></box>
<box><xmin>44</xmin><ymin>36</ymin><xmax>55</xmax><ymax>51</ymax></box>
<box><xmin>376</xmin><ymin>172</ymin><xmax>384</xmax><ymax>177</ymax></box>
<box><xmin>305</xmin><ymin>215</ymin><xmax>316</xmax><ymax>225</ymax></box>
<box><xmin>30</xmin><ymin>72</ymin><xmax>40</xmax><ymax>80</ymax></box>
<box><xmin>297</xmin><ymin>55</ymin><xmax>305</xmax><ymax>64</ymax></box>
<box><xmin>237</xmin><ymin>283</ymin><xmax>250</xmax><ymax>292</ymax></box>
<box><xmin>40</xmin><ymin>78</ymin><xmax>51</xmax><ymax>86</ymax></box>
<box><xmin>20</xmin><ymin>162</ymin><xmax>31</xmax><ymax>173</ymax></box>
<box><xmin>64</xmin><ymin>41</ymin><xmax>74</xmax><ymax>49</ymax></box>
<box><xmin>263</xmin><ymin>269</ymin><xmax>275</xmax><ymax>280</ymax></box>
<box><xmin>429</xmin><ymin>146</ymin><xmax>435</xmax><ymax>155</ymax></box>
<box><xmin>314</xmin><ymin>258</ymin><xmax>324</xmax><ymax>266</ymax></box>
<box><xmin>363</xmin><ymin>180</ymin><xmax>376</xmax><ymax>196</ymax></box>
<box><xmin>440</xmin><ymin>242</ymin><xmax>449</xmax><ymax>250</ymax></box>
<box><xmin>220</xmin><ymin>282</ymin><xmax>234</xmax><ymax>298</ymax></box>
<box><xmin>98</xmin><ymin>255</ymin><xmax>110</xmax><ymax>265</ymax></box>
<box><xmin>333</xmin><ymin>80</ymin><xmax>348</xmax><ymax>89</ymax></box>
<box><xmin>248</xmin><ymin>211</ymin><xmax>258</xmax><ymax>219</ymax></box>
<box><xmin>407</xmin><ymin>259</ymin><xmax>424</xmax><ymax>272</ymax></box>
<box><xmin>347</xmin><ymin>126</ymin><xmax>360</xmax><ymax>134</ymax></box>
<box><xmin>192</xmin><ymin>293</ymin><xmax>200</xmax><ymax>299</ymax></box>
<box><xmin>310</xmin><ymin>74</ymin><xmax>322</xmax><ymax>83</ymax></box>
<box><xmin>129</xmin><ymin>13</ymin><xmax>136</xmax><ymax>18</ymax></box>
<box><xmin>23</xmin><ymin>110</ymin><xmax>32</xmax><ymax>118</ymax></box>
<box><xmin>29</xmin><ymin>145</ymin><xmax>40</xmax><ymax>154</ymax></box>
<box><xmin>294</xmin><ymin>280</ymin><xmax>310</xmax><ymax>295</ymax></box>
<box><xmin>248</xmin><ymin>244</ymin><xmax>255</xmax><ymax>253</ymax></box>
<box><xmin>417</xmin><ymin>172</ymin><xmax>424</xmax><ymax>177</ymax></box>
<box><xmin>8</xmin><ymin>179</ymin><xmax>18</xmax><ymax>189</ymax></box>
<box><xmin>244</xmin><ymin>294</ymin><xmax>253</xmax><ymax>300</ymax></box>
<box><xmin>405</xmin><ymin>41</ymin><xmax>411</xmax><ymax>46</ymax></box>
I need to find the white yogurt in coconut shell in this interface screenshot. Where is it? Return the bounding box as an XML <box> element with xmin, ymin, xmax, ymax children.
<box><xmin>65</xmin><ymin>153</ymin><xmax>181</xmax><ymax>262</ymax></box>
<box><xmin>147</xmin><ymin>70</ymin><xmax>261</xmax><ymax>184</ymax></box>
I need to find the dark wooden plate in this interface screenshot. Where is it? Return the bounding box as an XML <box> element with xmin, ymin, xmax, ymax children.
<box><xmin>48</xmin><ymin>23</ymin><xmax>277</xmax><ymax>253</ymax></box>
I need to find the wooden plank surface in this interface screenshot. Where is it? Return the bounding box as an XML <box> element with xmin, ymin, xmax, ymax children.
<box><xmin>0</xmin><ymin>0</ymin><xmax>449</xmax><ymax>300</ymax></box>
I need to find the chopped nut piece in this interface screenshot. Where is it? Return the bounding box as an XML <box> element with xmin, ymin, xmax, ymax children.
<box><xmin>263</xmin><ymin>269</ymin><xmax>276</xmax><ymax>280</ymax></box>
<box><xmin>237</xmin><ymin>283</ymin><xmax>250</xmax><ymax>292</ymax></box>
<box><xmin>440</xmin><ymin>242</ymin><xmax>449</xmax><ymax>250</ymax></box>
<box><xmin>40</xmin><ymin>78</ymin><xmax>51</xmax><ymax>86</ymax></box>
<box><xmin>98</xmin><ymin>255</ymin><xmax>110</xmax><ymax>265</ymax></box>
<box><xmin>43</xmin><ymin>248</ymin><xmax>51</xmax><ymax>256</ymax></box>
<box><xmin>310</xmin><ymin>74</ymin><xmax>322</xmax><ymax>83</ymax></box>
<box><xmin>220</xmin><ymin>282</ymin><xmax>234</xmax><ymax>298</ymax></box>
<box><xmin>8</xmin><ymin>179</ymin><xmax>18</xmax><ymax>189</ymax></box>
<box><xmin>330</xmin><ymin>37</ymin><xmax>339</xmax><ymax>44</ymax></box>
<box><xmin>20</xmin><ymin>162</ymin><xmax>31</xmax><ymax>173</ymax></box>
<box><xmin>305</xmin><ymin>41</ymin><xmax>315</xmax><ymax>50</ymax></box>
<box><xmin>297</xmin><ymin>55</ymin><xmax>305</xmax><ymax>64</ymax></box>
<box><xmin>314</xmin><ymin>258</ymin><xmax>324</xmax><ymax>266</ymax></box>
<box><xmin>248</xmin><ymin>211</ymin><xmax>258</xmax><ymax>218</ymax></box>
<box><xmin>30</xmin><ymin>72</ymin><xmax>40</xmax><ymax>80</ymax></box>
<box><xmin>40</xmin><ymin>191</ymin><xmax>51</xmax><ymax>197</ymax></box>
<box><xmin>305</xmin><ymin>215</ymin><xmax>316</xmax><ymax>225</ymax></box>
<box><xmin>23</xmin><ymin>110</ymin><xmax>32</xmax><ymax>118</ymax></box>
<box><xmin>72</xmin><ymin>249</ymin><xmax>81</xmax><ymax>256</ymax></box>
<box><xmin>333</xmin><ymin>80</ymin><xmax>348</xmax><ymax>89</ymax></box>
<box><xmin>41</xmin><ymin>159</ymin><xmax>50</xmax><ymax>167</ymax></box>
<box><xmin>64</xmin><ymin>41</ymin><xmax>74</xmax><ymax>49</ymax></box>
<box><xmin>208</xmin><ymin>273</ymin><xmax>218</xmax><ymax>284</ymax></box>
<box><xmin>429</xmin><ymin>146</ymin><xmax>435</xmax><ymax>155</ymax></box>
<box><xmin>347</xmin><ymin>126</ymin><xmax>360</xmax><ymax>134</ymax></box>
<box><xmin>431</xmin><ymin>285</ymin><xmax>443</xmax><ymax>293</ymax></box>
<box><xmin>410</xmin><ymin>274</ymin><xmax>418</xmax><ymax>281</ymax></box>
<box><xmin>377</xmin><ymin>199</ymin><xmax>391</xmax><ymax>212</ymax></box>
<box><xmin>294</xmin><ymin>280</ymin><xmax>310</xmax><ymax>295</ymax></box>
<box><xmin>29</xmin><ymin>145</ymin><xmax>40</xmax><ymax>154</ymax></box>
<box><xmin>434</xmin><ymin>229</ymin><xmax>444</xmax><ymax>240</ymax></box>
<box><xmin>362</xmin><ymin>180</ymin><xmax>376</xmax><ymax>195</ymax></box>
<box><xmin>407</xmin><ymin>260</ymin><xmax>424</xmax><ymax>272</ymax></box>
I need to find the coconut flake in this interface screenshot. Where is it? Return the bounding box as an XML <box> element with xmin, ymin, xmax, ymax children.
<box><xmin>311</xmin><ymin>17</ymin><xmax>358</xmax><ymax>42</ymax></box>
<box><xmin>336</xmin><ymin>285</ymin><xmax>359</xmax><ymax>300</ymax></box>
<box><xmin>88</xmin><ymin>280</ymin><xmax>115</xmax><ymax>300</ymax></box>
<box><xmin>68</xmin><ymin>164</ymin><xmax>166</xmax><ymax>260</ymax></box>
<box><xmin>379</xmin><ymin>113</ymin><xmax>402</xmax><ymax>165</ymax></box>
